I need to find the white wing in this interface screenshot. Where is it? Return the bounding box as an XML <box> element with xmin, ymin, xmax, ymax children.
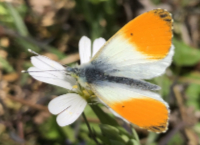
<box><xmin>103</xmin><ymin>45</ymin><xmax>174</xmax><ymax>80</ymax></box>
<box><xmin>90</xmin><ymin>9</ymin><xmax>174</xmax><ymax>80</ymax></box>
<box><xmin>90</xmin><ymin>81</ymin><xmax>169</xmax><ymax>133</ymax></box>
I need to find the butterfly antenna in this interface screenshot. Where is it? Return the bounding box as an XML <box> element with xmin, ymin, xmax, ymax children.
<box><xmin>21</xmin><ymin>70</ymin><xmax>28</xmax><ymax>73</ymax></box>
<box><xmin>21</xmin><ymin>69</ymin><xmax>70</xmax><ymax>75</ymax></box>
<box><xmin>28</xmin><ymin>49</ymin><xmax>39</xmax><ymax>55</ymax></box>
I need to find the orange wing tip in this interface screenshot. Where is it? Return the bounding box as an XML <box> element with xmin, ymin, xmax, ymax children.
<box><xmin>152</xmin><ymin>8</ymin><xmax>172</xmax><ymax>20</ymax></box>
<box><xmin>146</xmin><ymin>123</ymin><xmax>169</xmax><ymax>133</ymax></box>
<box><xmin>133</xmin><ymin>122</ymin><xmax>168</xmax><ymax>133</ymax></box>
<box><xmin>145</xmin><ymin>108</ymin><xmax>170</xmax><ymax>133</ymax></box>
<box><xmin>111</xmin><ymin>97</ymin><xmax>170</xmax><ymax>133</ymax></box>
<box><xmin>137</xmin><ymin>117</ymin><xmax>169</xmax><ymax>133</ymax></box>
<box><xmin>146</xmin><ymin>108</ymin><xmax>170</xmax><ymax>133</ymax></box>
<box><xmin>115</xmin><ymin>113</ymin><xmax>169</xmax><ymax>133</ymax></box>
<box><xmin>152</xmin><ymin>8</ymin><xmax>173</xmax><ymax>28</ymax></box>
<box><xmin>120</xmin><ymin>8</ymin><xmax>173</xmax><ymax>59</ymax></box>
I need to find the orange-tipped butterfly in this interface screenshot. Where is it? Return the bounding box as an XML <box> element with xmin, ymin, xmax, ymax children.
<box><xmin>27</xmin><ymin>8</ymin><xmax>174</xmax><ymax>133</ymax></box>
<box><xmin>67</xmin><ymin>8</ymin><xmax>173</xmax><ymax>133</ymax></box>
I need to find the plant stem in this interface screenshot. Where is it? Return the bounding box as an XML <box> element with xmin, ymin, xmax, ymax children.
<box><xmin>132</xmin><ymin>127</ymin><xmax>140</xmax><ymax>145</ymax></box>
<box><xmin>82</xmin><ymin>112</ymin><xmax>101</xmax><ymax>145</ymax></box>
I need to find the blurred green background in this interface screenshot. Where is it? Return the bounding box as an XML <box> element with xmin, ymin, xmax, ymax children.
<box><xmin>0</xmin><ymin>0</ymin><xmax>200</xmax><ymax>145</ymax></box>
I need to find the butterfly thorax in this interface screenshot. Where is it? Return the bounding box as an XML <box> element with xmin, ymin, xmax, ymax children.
<box><xmin>67</xmin><ymin>63</ymin><xmax>160</xmax><ymax>91</ymax></box>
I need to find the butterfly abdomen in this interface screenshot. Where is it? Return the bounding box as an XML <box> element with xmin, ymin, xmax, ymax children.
<box><xmin>104</xmin><ymin>76</ymin><xmax>160</xmax><ymax>90</ymax></box>
<box><xmin>79</xmin><ymin>63</ymin><xmax>160</xmax><ymax>90</ymax></box>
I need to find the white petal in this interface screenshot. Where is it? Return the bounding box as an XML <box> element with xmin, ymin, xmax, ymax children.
<box><xmin>31</xmin><ymin>54</ymin><xmax>76</xmax><ymax>81</ymax></box>
<box><xmin>92</xmin><ymin>37</ymin><xmax>106</xmax><ymax>57</ymax></box>
<box><xmin>49</xmin><ymin>93</ymin><xmax>87</xmax><ymax>126</ymax></box>
<box><xmin>28</xmin><ymin>67</ymin><xmax>75</xmax><ymax>90</ymax></box>
<box><xmin>31</xmin><ymin>55</ymin><xmax>65</xmax><ymax>70</ymax></box>
<box><xmin>48</xmin><ymin>93</ymin><xmax>83</xmax><ymax>115</ymax></box>
<box><xmin>29</xmin><ymin>53</ymin><xmax>76</xmax><ymax>86</ymax></box>
<box><xmin>79</xmin><ymin>36</ymin><xmax>91</xmax><ymax>64</ymax></box>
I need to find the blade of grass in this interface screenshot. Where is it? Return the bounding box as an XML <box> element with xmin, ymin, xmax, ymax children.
<box><xmin>6</xmin><ymin>2</ymin><xmax>29</xmax><ymax>36</ymax></box>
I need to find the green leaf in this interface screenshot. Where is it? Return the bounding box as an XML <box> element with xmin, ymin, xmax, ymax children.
<box><xmin>100</xmin><ymin>124</ymin><xmax>119</xmax><ymax>135</ymax></box>
<box><xmin>127</xmin><ymin>139</ymin><xmax>140</xmax><ymax>145</ymax></box>
<box><xmin>145</xmin><ymin>133</ymin><xmax>157</xmax><ymax>145</ymax></box>
<box><xmin>39</xmin><ymin>116</ymin><xmax>66</xmax><ymax>140</ymax></box>
<box><xmin>186</xmin><ymin>83</ymin><xmax>200</xmax><ymax>110</ymax></box>
<box><xmin>182</xmin><ymin>72</ymin><xmax>200</xmax><ymax>110</ymax></box>
<box><xmin>167</xmin><ymin>132</ymin><xmax>184</xmax><ymax>145</ymax></box>
<box><xmin>153</xmin><ymin>75</ymin><xmax>173</xmax><ymax>98</ymax></box>
<box><xmin>100</xmin><ymin>124</ymin><xmax>126</xmax><ymax>143</ymax></box>
<box><xmin>97</xmin><ymin>136</ymin><xmax>111</xmax><ymax>145</ymax></box>
<box><xmin>121</xmin><ymin>134</ymin><xmax>129</xmax><ymax>142</ymax></box>
<box><xmin>16</xmin><ymin>37</ymin><xmax>40</xmax><ymax>52</ymax></box>
<box><xmin>16</xmin><ymin>37</ymin><xmax>66</xmax><ymax>59</ymax></box>
<box><xmin>0</xmin><ymin>56</ymin><xmax>14</xmax><ymax>72</ymax></box>
<box><xmin>173</xmin><ymin>38</ymin><xmax>200</xmax><ymax>66</ymax></box>
<box><xmin>90</xmin><ymin>105</ymin><xmax>119</xmax><ymax>126</ymax></box>
<box><xmin>110</xmin><ymin>139</ymin><xmax>126</xmax><ymax>145</ymax></box>
<box><xmin>193</xmin><ymin>122</ymin><xmax>200</xmax><ymax>135</ymax></box>
<box><xmin>6</xmin><ymin>3</ymin><xmax>29</xmax><ymax>36</ymax></box>
<box><xmin>132</xmin><ymin>128</ymin><xmax>140</xmax><ymax>144</ymax></box>
<box><xmin>0</xmin><ymin>4</ymin><xmax>9</xmax><ymax>15</ymax></box>
<box><xmin>88</xmin><ymin>0</ymin><xmax>107</xmax><ymax>4</ymax></box>
<box><xmin>118</xmin><ymin>127</ymin><xmax>133</xmax><ymax>138</ymax></box>
<box><xmin>151</xmin><ymin>0</ymin><xmax>161</xmax><ymax>5</ymax></box>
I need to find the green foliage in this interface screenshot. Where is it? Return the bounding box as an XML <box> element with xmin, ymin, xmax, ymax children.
<box><xmin>193</xmin><ymin>123</ymin><xmax>200</xmax><ymax>139</ymax></box>
<box><xmin>97</xmin><ymin>124</ymin><xmax>139</xmax><ymax>145</ymax></box>
<box><xmin>6</xmin><ymin>3</ymin><xmax>29</xmax><ymax>36</ymax></box>
<box><xmin>154</xmin><ymin>75</ymin><xmax>173</xmax><ymax>98</ymax></box>
<box><xmin>173</xmin><ymin>38</ymin><xmax>200</xmax><ymax>66</ymax></box>
<box><xmin>186</xmin><ymin>83</ymin><xmax>200</xmax><ymax>110</ymax></box>
<box><xmin>0</xmin><ymin>2</ymin><xmax>66</xmax><ymax>58</ymax></box>
<box><xmin>167</xmin><ymin>132</ymin><xmax>184</xmax><ymax>145</ymax></box>
<box><xmin>0</xmin><ymin>56</ymin><xmax>14</xmax><ymax>72</ymax></box>
<box><xmin>90</xmin><ymin>106</ymin><xmax>140</xmax><ymax>145</ymax></box>
<box><xmin>75</xmin><ymin>0</ymin><xmax>119</xmax><ymax>40</ymax></box>
<box><xmin>90</xmin><ymin>105</ymin><xmax>119</xmax><ymax>126</ymax></box>
<box><xmin>39</xmin><ymin>116</ymin><xmax>67</xmax><ymax>141</ymax></box>
<box><xmin>151</xmin><ymin>0</ymin><xmax>161</xmax><ymax>5</ymax></box>
<box><xmin>126</xmin><ymin>139</ymin><xmax>140</xmax><ymax>145</ymax></box>
<box><xmin>1</xmin><ymin>0</ymin><xmax>200</xmax><ymax>145</ymax></box>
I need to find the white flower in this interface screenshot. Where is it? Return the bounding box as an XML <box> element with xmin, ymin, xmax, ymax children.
<box><xmin>26</xmin><ymin>36</ymin><xmax>106</xmax><ymax>126</ymax></box>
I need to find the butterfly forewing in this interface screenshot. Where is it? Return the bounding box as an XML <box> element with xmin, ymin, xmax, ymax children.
<box><xmin>86</xmin><ymin>9</ymin><xmax>173</xmax><ymax>133</ymax></box>
<box><xmin>91</xmin><ymin>9</ymin><xmax>173</xmax><ymax>80</ymax></box>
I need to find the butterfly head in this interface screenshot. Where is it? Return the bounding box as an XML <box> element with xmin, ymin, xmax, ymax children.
<box><xmin>66</xmin><ymin>64</ymin><xmax>90</xmax><ymax>89</ymax></box>
<box><xmin>66</xmin><ymin>67</ymin><xmax>79</xmax><ymax>75</ymax></box>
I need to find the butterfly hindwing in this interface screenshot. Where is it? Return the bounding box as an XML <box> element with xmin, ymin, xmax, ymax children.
<box><xmin>90</xmin><ymin>81</ymin><xmax>169</xmax><ymax>133</ymax></box>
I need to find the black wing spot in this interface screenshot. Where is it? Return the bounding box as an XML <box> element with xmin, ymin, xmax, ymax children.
<box><xmin>130</xmin><ymin>33</ymin><xmax>133</xmax><ymax>36</ymax></box>
<box><xmin>157</xmin><ymin>125</ymin><xmax>165</xmax><ymax>129</ymax></box>
<box><xmin>154</xmin><ymin>9</ymin><xmax>159</xmax><ymax>13</ymax></box>
<box><xmin>152</xmin><ymin>9</ymin><xmax>172</xmax><ymax>24</ymax></box>
<box><xmin>160</xmin><ymin>14</ymin><xmax>168</xmax><ymax>18</ymax></box>
<box><xmin>164</xmin><ymin>19</ymin><xmax>171</xmax><ymax>22</ymax></box>
<box><xmin>122</xmin><ymin>106</ymin><xmax>125</xmax><ymax>108</ymax></box>
<box><xmin>151</xmin><ymin>126</ymin><xmax>161</xmax><ymax>132</ymax></box>
<box><xmin>153</xmin><ymin>9</ymin><xmax>164</xmax><ymax>14</ymax></box>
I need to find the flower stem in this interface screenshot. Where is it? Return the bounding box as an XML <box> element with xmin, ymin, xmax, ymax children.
<box><xmin>82</xmin><ymin>112</ymin><xmax>101</xmax><ymax>145</ymax></box>
<box><xmin>132</xmin><ymin>127</ymin><xmax>140</xmax><ymax>145</ymax></box>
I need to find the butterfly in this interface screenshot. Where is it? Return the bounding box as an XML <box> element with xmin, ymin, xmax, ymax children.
<box><xmin>69</xmin><ymin>8</ymin><xmax>173</xmax><ymax>133</ymax></box>
<box><xmin>25</xmin><ymin>8</ymin><xmax>174</xmax><ymax>133</ymax></box>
